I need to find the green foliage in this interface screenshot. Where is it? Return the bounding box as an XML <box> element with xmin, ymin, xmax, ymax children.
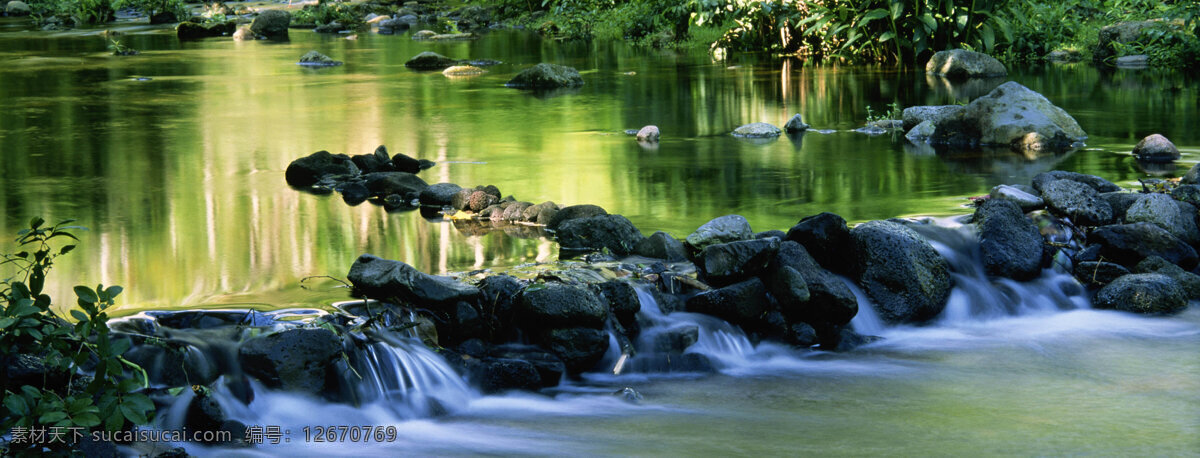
<box><xmin>866</xmin><ymin>102</ymin><xmax>904</xmax><ymax>124</ymax></box>
<box><xmin>108</xmin><ymin>38</ymin><xmax>138</xmax><ymax>56</ymax></box>
<box><xmin>112</xmin><ymin>0</ymin><xmax>189</xmax><ymax>21</ymax></box>
<box><xmin>294</xmin><ymin>0</ymin><xmax>366</xmax><ymax>29</ymax></box>
<box><xmin>1</xmin><ymin>218</ymin><xmax>153</xmax><ymax>454</ymax></box>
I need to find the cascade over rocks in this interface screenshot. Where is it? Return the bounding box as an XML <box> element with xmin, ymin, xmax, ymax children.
<box><xmin>850</xmin><ymin>221</ymin><xmax>952</xmax><ymax>324</ymax></box>
<box><xmin>975</xmin><ymin>199</ymin><xmax>1044</xmax><ymax>280</ymax></box>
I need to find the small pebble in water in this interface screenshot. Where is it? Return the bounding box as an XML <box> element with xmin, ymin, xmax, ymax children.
<box><xmin>615</xmin><ymin>387</ymin><xmax>643</xmax><ymax>403</ymax></box>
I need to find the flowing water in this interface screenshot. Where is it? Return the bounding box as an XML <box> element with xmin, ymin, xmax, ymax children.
<box><xmin>2</xmin><ymin>19</ymin><xmax>1199</xmax><ymax>455</ymax></box>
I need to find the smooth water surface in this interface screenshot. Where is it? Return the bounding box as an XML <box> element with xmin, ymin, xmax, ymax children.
<box><xmin>2</xmin><ymin>23</ymin><xmax>1198</xmax><ymax>311</ymax></box>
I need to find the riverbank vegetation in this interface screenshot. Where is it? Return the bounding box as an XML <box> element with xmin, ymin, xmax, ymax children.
<box><xmin>480</xmin><ymin>0</ymin><xmax>1199</xmax><ymax>67</ymax></box>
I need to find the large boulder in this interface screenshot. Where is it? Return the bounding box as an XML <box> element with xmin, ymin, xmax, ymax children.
<box><xmin>1132</xmin><ymin>134</ymin><xmax>1179</xmax><ymax>163</ymax></box>
<box><xmin>731</xmin><ymin>122</ymin><xmax>782</xmax><ymax>138</ymax></box>
<box><xmin>1041</xmin><ymin>179</ymin><xmax>1113</xmax><ymax>226</ymax></box>
<box><xmin>1182</xmin><ymin>163</ymin><xmax>1200</xmax><ymax>185</ymax></box>
<box><xmin>784</xmin><ymin>114</ymin><xmax>809</xmax><ymax>133</ymax></box>
<box><xmin>418</xmin><ymin>183</ymin><xmax>463</xmax><ymax>206</ymax></box>
<box><xmin>238</xmin><ymin>328</ymin><xmax>342</xmax><ymax>395</ymax></box>
<box><xmin>405</xmin><ymin>52</ymin><xmax>459</xmax><ymax>70</ymax></box>
<box><xmin>635</xmin><ymin>125</ymin><xmax>660</xmax><ymax>142</ymax></box>
<box><xmin>634</xmin><ymin>231</ymin><xmax>689</xmax><ymax>262</ymax></box>
<box><xmin>1135</xmin><ymin>256</ymin><xmax>1200</xmax><ymax>300</ymax></box>
<box><xmin>696</xmin><ymin>238</ymin><xmax>780</xmax><ymax>287</ymax></box>
<box><xmin>1101</xmin><ymin>192</ymin><xmax>1142</xmax><ymax>222</ymax></box>
<box><xmin>686</xmin><ymin>215</ymin><xmax>753</xmax><ymax>250</ymax></box>
<box><xmin>250</xmin><ymin>10</ymin><xmax>290</xmax><ymax>40</ymax></box>
<box><xmin>545</xmin><ymin>204</ymin><xmax>607</xmax><ymax>230</ymax></box>
<box><xmin>1093</xmin><ymin>273</ymin><xmax>1187</xmax><ymax>315</ymax></box>
<box><xmin>555</xmin><ymin>214</ymin><xmax>645</xmax><ymax>256</ymax></box>
<box><xmin>925</xmin><ymin>49</ymin><xmax>1007</xmax><ymax>78</ymax></box>
<box><xmin>1125</xmin><ymin>193</ymin><xmax>1200</xmax><ymax>245</ymax></box>
<box><xmin>770</xmin><ymin>241</ymin><xmax>857</xmax><ymax>327</ymax></box>
<box><xmin>5</xmin><ymin>1</ymin><xmax>31</xmax><ymax>15</ymax></box>
<box><xmin>850</xmin><ymin>221</ymin><xmax>952</xmax><ymax>324</ymax></box>
<box><xmin>347</xmin><ymin>254</ymin><xmax>480</xmax><ymax>307</ymax></box>
<box><xmin>1086</xmin><ymin>223</ymin><xmax>1199</xmax><ymax>270</ymax></box>
<box><xmin>685</xmin><ymin>278</ymin><xmax>769</xmax><ymax>329</ymax></box>
<box><xmin>786</xmin><ymin>212</ymin><xmax>853</xmax><ymax>275</ymax></box>
<box><xmin>285</xmin><ymin>151</ymin><xmax>357</xmax><ymax>187</ymax></box>
<box><xmin>506</xmin><ymin>63</ymin><xmax>584</xmax><ymax>89</ymax></box>
<box><xmin>177</xmin><ymin>20</ymin><xmax>238</xmax><ymax>40</ymax></box>
<box><xmin>517</xmin><ymin>283</ymin><xmax>607</xmax><ymax>330</ymax></box>
<box><xmin>540</xmin><ymin>328</ymin><xmax>608</xmax><ymax>375</ymax></box>
<box><xmin>975</xmin><ymin>199</ymin><xmax>1043</xmax><ymax>280</ymax></box>
<box><xmin>362</xmin><ymin>172</ymin><xmax>428</xmax><ymax>198</ymax></box>
<box><xmin>902</xmin><ymin>105</ymin><xmax>964</xmax><ymax>131</ymax></box>
<box><xmin>1073</xmin><ymin>261</ymin><xmax>1131</xmax><ymax>287</ymax></box>
<box><xmin>1094</xmin><ymin>21</ymin><xmax>1164</xmax><ymax>63</ymax></box>
<box><xmin>595</xmin><ymin>281</ymin><xmax>640</xmax><ymax>327</ymax></box>
<box><xmin>960</xmin><ymin>82</ymin><xmax>1086</xmax><ymax>150</ymax></box>
<box><xmin>464</xmin><ymin>358</ymin><xmax>541</xmax><ymax>393</ymax></box>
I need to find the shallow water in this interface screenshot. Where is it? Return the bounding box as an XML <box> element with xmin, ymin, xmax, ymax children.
<box><xmin>1</xmin><ymin>22</ymin><xmax>1197</xmax><ymax>311</ymax></box>
<box><xmin>2</xmin><ymin>20</ymin><xmax>1199</xmax><ymax>456</ymax></box>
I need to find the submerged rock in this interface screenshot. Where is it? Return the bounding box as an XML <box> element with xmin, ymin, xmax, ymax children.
<box><xmin>636</xmin><ymin>125</ymin><xmax>660</xmax><ymax>142</ymax></box>
<box><xmin>925</xmin><ymin>49</ymin><xmax>1007</xmax><ymax>78</ymax></box>
<box><xmin>298</xmin><ymin>51</ymin><xmax>342</xmax><ymax>67</ymax></box>
<box><xmin>405</xmin><ymin>52</ymin><xmax>458</xmax><ymax>70</ymax></box>
<box><xmin>506</xmin><ymin>63</ymin><xmax>584</xmax><ymax>89</ymax></box>
<box><xmin>731</xmin><ymin>122</ymin><xmax>782</xmax><ymax>138</ymax></box>
<box><xmin>850</xmin><ymin>221</ymin><xmax>952</xmax><ymax>324</ymax></box>
<box><xmin>1132</xmin><ymin>134</ymin><xmax>1179</xmax><ymax>163</ymax></box>
<box><xmin>443</xmin><ymin>65</ymin><xmax>486</xmax><ymax>77</ymax></box>
<box><xmin>1094</xmin><ymin>273</ymin><xmax>1187</xmax><ymax>315</ymax></box>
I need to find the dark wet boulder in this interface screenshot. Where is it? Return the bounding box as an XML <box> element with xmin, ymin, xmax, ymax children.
<box><xmin>506</xmin><ymin>63</ymin><xmax>584</xmax><ymax>89</ymax></box>
<box><xmin>517</xmin><ymin>283</ymin><xmax>606</xmax><ymax>330</ymax></box>
<box><xmin>177</xmin><ymin>21</ymin><xmax>237</xmax><ymax>40</ymax></box>
<box><xmin>351</xmin><ymin>147</ymin><xmax>393</xmax><ymax>174</ymax></box>
<box><xmin>1086</xmin><ymin>222</ymin><xmax>1199</xmax><ymax>270</ymax></box>
<box><xmin>763</xmin><ymin>265</ymin><xmax>811</xmax><ymax>311</ymax></box>
<box><xmin>1101</xmin><ymin>192</ymin><xmax>1142</xmax><ymax>222</ymax></box>
<box><xmin>685</xmin><ymin>277</ymin><xmax>769</xmax><ymax>329</ymax></box>
<box><xmin>362</xmin><ymin>172</ymin><xmax>428</xmax><ymax>198</ymax></box>
<box><xmin>405</xmin><ymin>51</ymin><xmax>459</xmax><ymax>70</ymax></box>
<box><xmin>731</xmin><ymin>122</ymin><xmax>782</xmax><ymax>138</ymax></box>
<box><xmin>817</xmin><ymin>327</ymin><xmax>881</xmax><ymax>352</ymax></box>
<box><xmin>285</xmin><ymin>150</ymin><xmax>357</xmax><ymax>187</ymax></box>
<box><xmin>1073</xmin><ymin>261</ymin><xmax>1131</xmax><ymax>287</ymax></box>
<box><xmin>989</xmin><ymin>185</ymin><xmax>1044</xmax><ymax>212</ymax></box>
<box><xmin>653</xmin><ymin>325</ymin><xmax>699</xmax><ymax>353</ymax></box>
<box><xmin>770</xmin><ymin>241</ymin><xmax>857</xmax><ymax>327</ymax></box>
<box><xmin>1135</xmin><ymin>256</ymin><xmax>1200</xmax><ymax>300</ymax></box>
<box><xmin>695</xmin><ymin>238</ymin><xmax>780</xmax><ymax>287</ymax></box>
<box><xmin>634</xmin><ymin>231</ymin><xmax>689</xmax><ymax>262</ymax></box>
<box><xmin>250</xmin><ymin>10</ymin><xmax>290</xmax><ymax>39</ymax></box>
<box><xmin>478</xmin><ymin>274</ymin><xmax>523</xmax><ymax>330</ymax></box>
<box><xmin>2</xmin><ymin>353</ymin><xmax>68</xmax><ymax>393</ymax></box>
<box><xmin>418</xmin><ymin>183</ymin><xmax>463</xmax><ymax>206</ymax></box>
<box><xmin>756</xmin><ymin>230</ymin><xmax>787</xmax><ymax>240</ymax></box>
<box><xmin>488</xmin><ymin>347</ymin><xmax>564</xmax><ymax>387</ymax></box>
<box><xmin>347</xmin><ymin>254</ymin><xmax>480</xmax><ymax>307</ymax></box>
<box><xmin>466</xmin><ymin>358</ymin><xmax>541</xmax><ymax>393</ymax></box>
<box><xmin>975</xmin><ymin>199</ymin><xmax>1044</xmax><ymax>280</ymax></box>
<box><xmin>925</xmin><ymin>49</ymin><xmax>1007</xmax><ymax>78</ymax></box>
<box><xmin>851</xmin><ymin>221</ymin><xmax>952</xmax><ymax>325</ymax></box>
<box><xmin>1132</xmin><ymin>134</ymin><xmax>1179</xmax><ymax>163</ymax></box>
<box><xmin>1125</xmin><ymin>193</ymin><xmax>1200</xmax><ymax>245</ymax></box>
<box><xmin>1041</xmin><ymin>179</ymin><xmax>1113</xmax><ymax>226</ymax></box>
<box><xmin>556</xmin><ymin>214</ymin><xmax>645</xmax><ymax>256</ymax></box>
<box><xmin>1032</xmin><ymin>171</ymin><xmax>1122</xmax><ymax>194</ymax></box>
<box><xmin>786</xmin><ymin>212</ymin><xmax>852</xmax><ymax>275</ymax></box>
<box><xmin>340</xmin><ymin>182</ymin><xmax>369</xmax><ymax>205</ymax></box>
<box><xmin>387</xmin><ymin>151</ymin><xmax>423</xmax><ymax>175</ymax></box>
<box><xmin>185</xmin><ymin>387</ymin><xmax>228</xmax><ymax>437</ymax></box>
<box><xmin>596</xmin><ymin>281</ymin><xmax>640</xmax><ymax>327</ymax></box>
<box><xmin>1094</xmin><ymin>273</ymin><xmax>1187</xmax><ymax>315</ymax></box>
<box><xmin>298</xmin><ymin>51</ymin><xmax>342</xmax><ymax>67</ymax></box>
<box><xmin>686</xmin><ymin>215</ymin><xmax>754</xmax><ymax>250</ymax></box>
<box><xmin>540</xmin><ymin>328</ymin><xmax>607</xmax><ymax>375</ymax></box>
<box><xmin>546</xmin><ymin>204</ymin><xmax>607</xmax><ymax>230</ymax></box>
<box><xmin>785</xmin><ymin>322</ymin><xmax>820</xmax><ymax>348</ymax></box>
<box><xmin>237</xmin><ymin>328</ymin><xmax>341</xmax><ymax>395</ymax></box>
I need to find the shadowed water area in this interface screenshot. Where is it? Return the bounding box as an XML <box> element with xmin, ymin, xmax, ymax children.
<box><xmin>1</xmin><ymin>20</ymin><xmax>1198</xmax><ymax>455</ymax></box>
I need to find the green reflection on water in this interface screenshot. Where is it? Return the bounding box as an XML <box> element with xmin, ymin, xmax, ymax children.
<box><xmin>0</xmin><ymin>26</ymin><xmax>1197</xmax><ymax>313</ymax></box>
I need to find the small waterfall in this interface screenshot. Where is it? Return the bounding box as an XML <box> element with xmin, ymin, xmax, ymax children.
<box><xmin>621</xmin><ymin>284</ymin><xmax>755</xmax><ymax>373</ymax></box>
<box><xmin>356</xmin><ymin>332</ymin><xmax>475</xmax><ymax>418</ymax></box>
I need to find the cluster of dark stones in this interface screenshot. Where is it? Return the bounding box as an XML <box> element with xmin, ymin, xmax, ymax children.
<box><xmin>985</xmin><ymin>168</ymin><xmax>1200</xmax><ymax>315</ymax></box>
<box><xmin>285</xmin><ymin>146</ymin><xmax>435</xmax><ymax>208</ymax></box>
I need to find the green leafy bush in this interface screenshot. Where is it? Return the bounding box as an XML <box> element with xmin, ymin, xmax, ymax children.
<box><xmin>1</xmin><ymin>218</ymin><xmax>153</xmax><ymax>454</ymax></box>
